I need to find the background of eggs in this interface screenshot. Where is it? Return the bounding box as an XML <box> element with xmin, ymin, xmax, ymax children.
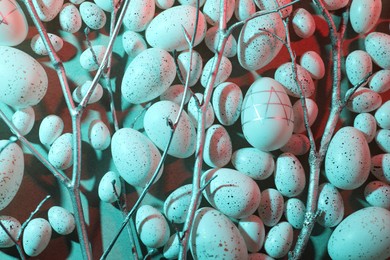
<box><xmin>0</xmin><ymin>0</ymin><xmax>389</xmax><ymax>259</ymax></box>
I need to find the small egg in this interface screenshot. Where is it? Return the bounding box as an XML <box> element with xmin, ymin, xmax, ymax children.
<box><xmin>163</xmin><ymin>184</ymin><xmax>194</xmax><ymax>224</ymax></box>
<box><xmin>177</xmin><ymin>50</ymin><xmax>203</xmax><ymax>87</ymax></box>
<box><xmin>375</xmin><ymin>129</ymin><xmax>390</xmax><ymax>153</ymax></box>
<box><xmin>80</xmin><ymin>45</ymin><xmax>107</xmax><ymax>71</ymax></box>
<box><xmin>292</xmin><ymin>98</ymin><xmax>318</xmax><ymax>134</ymax></box>
<box><xmin>369</xmin><ymin>69</ymin><xmax>390</xmax><ymax>93</ymax></box>
<box><xmin>254</xmin><ymin>0</ymin><xmax>292</xmax><ymax>18</ymax></box>
<box><xmin>212</xmin><ymin>82</ymin><xmax>243</xmax><ymax>126</ymax></box>
<box><xmin>155</xmin><ymin>0</ymin><xmax>174</xmax><ymax>9</ymax></box>
<box><xmin>187</xmin><ymin>93</ymin><xmax>215</xmax><ymax>129</ymax></box>
<box><xmin>88</xmin><ymin>120</ymin><xmax>111</xmax><ymax>150</ymax></box>
<box><xmin>238</xmin><ymin>215</ymin><xmax>265</xmax><ymax>253</ymax></box>
<box><xmin>346</xmin><ymin>87</ymin><xmax>382</xmax><ymax>113</ymax></box>
<box><xmin>317</xmin><ymin>183</ymin><xmax>344</xmax><ymax>227</ymax></box>
<box><xmin>354</xmin><ymin>112</ymin><xmax>377</xmax><ymax>143</ymax></box>
<box><xmin>205</xmin><ymin>26</ymin><xmax>237</xmax><ymax>58</ymax></box>
<box><xmin>201</xmin><ymin>56</ymin><xmax>232</xmax><ymax>88</ymax></box>
<box><xmin>178</xmin><ymin>0</ymin><xmax>206</xmax><ymax>5</ymax></box>
<box><xmin>203</xmin><ymin>124</ymin><xmax>232</xmax><ymax>168</ymax></box>
<box><xmin>12</xmin><ymin>106</ymin><xmax>35</xmax><ymax>136</ymax></box>
<box><xmin>280</xmin><ymin>134</ymin><xmax>311</xmax><ymax>156</ymax></box>
<box><xmin>123</xmin><ymin>0</ymin><xmax>155</xmax><ymax>32</ymax></box>
<box><xmin>98</xmin><ymin>171</ymin><xmax>121</xmax><ymax>203</ymax></box>
<box><xmin>299</xmin><ymin>51</ymin><xmax>325</xmax><ymax>80</ymax></box>
<box><xmin>234</xmin><ymin>0</ymin><xmax>256</xmax><ymax>21</ymax></box>
<box><xmin>163</xmin><ymin>234</ymin><xmax>181</xmax><ymax>259</ymax></box>
<box><xmin>292</xmin><ymin>8</ymin><xmax>316</xmax><ymax>39</ymax></box>
<box><xmin>59</xmin><ymin>3</ymin><xmax>82</xmax><ymax>33</ymax></box>
<box><xmin>69</xmin><ymin>0</ymin><xmax>85</xmax><ymax>4</ymax></box>
<box><xmin>94</xmin><ymin>0</ymin><xmax>119</xmax><ymax>12</ymax></box>
<box><xmin>258</xmin><ymin>188</ymin><xmax>284</xmax><ymax>227</ymax></box>
<box><xmin>31</xmin><ymin>33</ymin><xmax>63</xmax><ymax>55</ymax></box>
<box><xmin>264</xmin><ymin>222</ymin><xmax>293</xmax><ymax>259</ymax></box>
<box><xmin>371</xmin><ymin>154</ymin><xmax>390</xmax><ymax>184</ymax></box>
<box><xmin>72</xmin><ymin>81</ymin><xmax>104</xmax><ymax>104</ymax></box>
<box><xmin>350</xmin><ymin>0</ymin><xmax>382</xmax><ymax>34</ymax></box>
<box><xmin>48</xmin><ymin>133</ymin><xmax>73</xmax><ymax>170</ymax></box>
<box><xmin>364</xmin><ymin>181</ymin><xmax>390</xmax><ymax>209</ymax></box>
<box><xmin>322</xmin><ymin>0</ymin><xmax>349</xmax><ymax>10</ymax></box>
<box><xmin>346</xmin><ymin>50</ymin><xmax>373</xmax><ymax>86</ymax></box>
<box><xmin>284</xmin><ymin>198</ymin><xmax>306</xmax><ymax>229</ymax></box>
<box><xmin>79</xmin><ymin>2</ymin><xmax>106</xmax><ymax>30</ymax></box>
<box><xmin>121</xmin><ymin>31</ymin><xmax>147</xmax><ymax>58</ymax></box>
<box><xmin>160</xmin><ymin>84</ymin><xmax>191</xmax><ymax>105</ymax></box>
<box><xmin>23</xmin><ymin>218</ymin><xmax>52</xmax><ymax>256</ymax></box>
<box><xmin>203</xmin><ymin>0</ymin><xmax>235</xmax><ymax>26</ymax></box>
<box><xmin>365</xmin><ymin>32</ymin><xmax>390</xmax><ymax>69</ymax></box>
<box><xmin>39</xmin><ymin>115</ymin><xmax>64</xmax><ymax>146</ymax></box>
<box><xmin>48</xmin><ymin>206</ymin><xmax>75</xmax><ymax>235</ymax></box>
<box><xmin>375</xmin><ymin>100</ymin><xmax>390</xmax><ymax>129</ymax></box>
<box><xmin>32</xmin><ymin>0</ymin><xmax>63</xmax><ymax>22</ymax></box>
<box><xmin>0</xmin><ymin>216</ymin><xmax>21</xmax><ymax>248</ymax></box>
<box><xmin>136</xmin><ymin>205</ymin><xmax>170</xmax><ymax>248</ymax></box>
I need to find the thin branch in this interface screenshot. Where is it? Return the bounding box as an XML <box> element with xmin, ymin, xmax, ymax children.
<box><xmin>343</xmin><ymin>72</ymin><xmax>373</xmax><ymax>105</ymax></box>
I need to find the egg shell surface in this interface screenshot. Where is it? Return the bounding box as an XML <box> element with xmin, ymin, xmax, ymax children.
<box><xmin>177</xmin><ymin>50</ymin><xmax>203</xmax><ymax>87</ymax></box>
<box><xmin>317</xmin><ymin>183</ymin><xmax>344</xmax><ymax>227</ymax></box>
<box><xmin>200</xmin><ymin>56</ymin><xmax>232</xmax><ymax>88</ymax></box>
<box><xmin>299</xmin><ymin>51</ymin><xmax>325</xmax><ymax>80</ymax></box>
<box><xmin>369</xmin><ymin>69</ymin><xmax>390</xmax><ymax>93</ymax></box>
<box><xmin>164</xmin><ymin>184</ymin><xmax>194</xmax><ymax>224</ymax></box>
<box><xmin>238</xmin><ymin>215</ymin><xmax>265</xmax><ymax>253</ymax></box>
<box><xmin>350</xmin><ymin>0</ymin><xmax>382</xmax><ymax>34</ymax></box>
<box><xmin>48</xmin><ymin>206</ymin><xmax>75</xmax><ymax>235</ymax></box>
<box><xmin>345</xmin><ymin>50</ymin><xmax>372</xmax><ymax>85</ymax></box>
<box><xmin>39</xmin><ymin>115</ymin><xmax>64</xmax><ymax>146</ymax></box>
<box><xmin>365</xmin><ymin>32</ymin><xmax>390</xmax><ymax>69</ymax></box>
<box><xmin>375</xmin><ymin>100</ymin><xmax>390</xmax><ymax>129</ymax></box>
<box><xmin>59</xmin><ymin>3</ymin><xmax>82</xmax><ymax>33</ymax></box>
<box><xmin>12</xmin><ymin>106</ymin><xmax>35</xmax><ymax>136</ymax></box>
<box><xmin>258</xmin><ymin>188</ymin><xmax>284</xmax><ymax>227</ymax></box>
<box><xmin>88</xmin><ymin>120</ymin><xmax>111</xmax><ymax>150</ymax></box>
<box><xmin>31</xmin><ymin>33</ymin><xmax>63</xmax><ymax>55</ymax></box>
<box><xmin>203</xmin><ymin>124</ymin><xmax>232</xmax><ymax>168</ymax></box>
<box><xmin>22</xmin><ymin>218</ymin><xmax>52</xmax><ymax>256</ymax></box>
<box><xmin>264</xmin><ymin>222</ymin><xmax>293</xmax><ymax>258</ymax></box>
<box><xmin>0</xmin><ymin>216</ymin><xmax>20</xmax><ymax>248</ymax></box>
<box><xmin>0</xmin><ymin>0</ymin><xmax>28</xmax><ymax>46</ymax></box>
<box><xmin>79</xmin><ymin>2</ymin><xmax>106</xmax><ymax>30</ymax></box>
<box><xmin>32</xmin><ymin>0</ymin><xmax>63</xmax><ymax>22</ymax></box>
<box><xmin>48</xmin><ymin>133</ymin><xmax>73</xmax><ymax>170</ymax></box>
<box><xmin>364</xmin><ymin>181</ymin><xmax>390</xmax><ymax>209</ymax></box>
<box><xmin>98</xmin><ymin>171</ymin><xmax>121</xmax><ymax>203</ymax></box>
<box><xmin>123</xmin><ymin>0</ymin><xmax>155</xmax><ymax>32</ymax></box>
<box><xmin>371</xmin><ymin>154</ymin><xmax>390</xmax><ymax>184</ymax></box>
<box><xmin>212</xmin><ymin>82</ymin><xmax>243</xmax><ymax>126</ymax></box>
<box><xmin>353</xmin><ymin>112</ymin><xmax>377</xmax><ymax>143</ymax></box>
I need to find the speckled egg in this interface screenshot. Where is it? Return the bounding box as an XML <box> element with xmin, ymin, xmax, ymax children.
<box><xmin>350</xmin><ymin>0</ymin><xmax>382</xmax><ymax>34</ymax></box>
<box><xmin>275</xmin><ymin>62</ymin><xmax>315</xmax><ymax>98</ymax></box>
<box><xmin>292</xmin><ymin>98</ymin><xmax>318</xmax><ymax>134</ymax></box>
<box><xmin>317</xmin><ymin>183</ymin><xmax>344</xmax><ymax>227</ymax></box>
<box><xmin>94</xmin><ymin>0</ymin><xmax>119</xmax><ymax>12</ymax></box>
<box><xmin>375</xmin><ymin>129</ymin><xmax>390</xmax><ymax>153</ymax></box>
<box><xmin>136</xmin><ymin>205</ymin><xmax>170</xmax><ymax>248</ymax></box>
<box><xmin>231</xmin><ymin>147</ymin><xmax>275</xmax><ymax>180</ymax></box>
<box><xmin>80</xmin><ymin>45</ymin><xmax>107</xmax><ymax>71</ymax></box>
<box><xmin>79</xmin><ymin>2</ymin><xmax>106</xmax><ymax>30</ymax></box>
<box><xmin>365</xmin><ymin>32</ymin><xmax>390</xmax><ymax>69</ymax></box>
<box><xmin>274</xmin><ymin>153</ymin><xmax>306</xmax><ymax>198</ymax></box>
<box><xmin>280</xmin><ymin>134</ymin><xmax>311</xmax><ymax>156</ymax></box>
<box><xmin>371</xmin><ymin>154</ymin><xmax>390</xmax><ymax>184</ymax></box>
<box><xmin>0</xmin><ymin>46</ymin><xmax>48</xmax><ymax>109</ymax></box>
<box><xmin>177</xmin><ymin>50</ymin><xmax>203</xmax><ymax>87</ymax></box>
<box><xmin>364</xmin><ymin>181</ymin><xmax>390</xmax><ymax>209</ymax></box>
<box><xmin>23</xmin><ymin>218</ymin><xmax>52</xmax><ymax>256</ymax></box>
<box><xmin>238</xmin><ymin>12</ymin><xmax>285</xmax><ymax>71</ymax></box>
<box><xmin>203</xmin><ymin>124</ymin><xmax>232</xmax><ymax>168</ymax></box>
<box><xmin>31</xmin><ymin>33</ymin><xmax>63</xmax><ymax>55</ymax></box>
<box><xmin>88</xmin><ymin>120</ymin><xmax>110</xmax><ymax>150</ymax></box>
<box><xmin>322</xmin><ymin>0</ymin><xmax>349</xmax><ymax>10</ymax></box>
<box><xmin>146</xmin><ymin>5</ymin><xmax>206</xmax><ymax>51</ymax></box>
<box><xmin>203</xmin><ymin>0</ymin><xmax>234</xmax><ymax>26</ymax></box>
<box><xmin>12</xmin><ymin>106</ymin><xmax>35</xmax><ymax>136</ymax></box>
<box><xmin>375</xmin><ymin>100</ymin><xmax>390</xmax><ymax>129</ymax></box>
<box><xmin>325</xmin><ymin>127</ymin><xmax>371</xmax><ymax>190</ymax></box>
<box><xmin>163</xmin><ymin>184</ymin><xmax>195</xmax><ymax>224</ymax></box>
<box><xmin>241</xmin><ymin>77</ymin><xmax>294</xmax><ymax>151</ymax></box>
<box><xmin>346</xmin><ymin>50</ymin><xmax>373</xmax><ymax>85</ymax></box>
<box><xmin>48</xmin><ymin>206</ymin><xmax>75</xmax><ymax>235</ymax></box>
<box><xmin>0</xmin><ymin>0</ymin><xmax>28</xmax><ymax>46</ymax></box>
<box><xmin>48</xmin><ymin>133</ymin><xmax>73</xmax><ymax>170</ymax></box>
<box><xmin>144</xmin><ymin>101</ymin><xmax>196</xmax><ymax>158</ymax></box>
<box><xmin>264</xmin><ymin>222</ymin><xmax>293</xmax><ymax>258</ymax></box>
<box><xmin>284</xmin><ymin>198</ymin><xmax>306</xmax><ymax>229</ymax></box>
<box><xmin>328</xmin><ymin>207</ymin><xmax>390</xmax><ymax>259</ymax></box>
<box><xmin>346</xmin><ymin>87</ymin><xmax>382</xmax><ymax>113</ymax></box>
<box><xmin>111</xmin><ymin>128</ymin><xmax>163</xmax><ymax>187</ymax></box>
<box><xmin>299</xmin><ymin>51</ymin><xmax>325</xmax><ymax>80</ymax></box>
<box><xmin>59</xmin><ymin>3</ymin><xmax>82</xmax><ymax>33</ymax></box>
<box><xmin>39</xmin><ymin>115</ymin><xmax>64</xmax><ymax>146</ymax></box>
<box><xmin>202</xmin><ymin>168</ymin><xmax>261</xmax><ymax>219</ymax></box>
<box><xmin>0</xmin><ymin>140</ymin><xmax>24</xmax><ymax>211</ymax></box>
<box><xmin>72</xmin><ymin>81</ymin><xmax>103</xmax><ymax>104</ymax></box>
<box><xmin>369</xmin><ymin>69</ymin><xmax>390</xmax><ymax>93</ymax></box>
<box><xmin>98</xmin><ymin>171</ymin><xmax>121</xmax><ymax>203</ymax></box>
<box><xmin>0</xmin><ymin>216</ymin><xmax>21</xmax><ymax>248</ymax></box>
<box><xmin>178</xmin><ymin>0</ymin><xmax>206</xmax><ymax>5</ymax></box>
<box><xmin>123</xmin><ymin>0</ymin><xmax>154</xmax><ymax>32</ymax></box>
<box><xmin>234</xmin><ymin>0</ymin><xmax>256</xmax><ymax>21</ymax></box>
<box><xmin>212</xmin><ymin>82</ymin><xmax>243</xmax><ymax>126</ymax></box>
<box><xmin>121</xmin><ymin>31</ymin><xmax>147</xmax><ymax>59</ymax></box>
<box><xmin>156</xmin><ymin>0</ymin><xmax>174</xmax><ymax>9</ymax></box>
<box><xmin>254</xmin><ymin>0</ymin><xmax>292</xmax><ymax>18</ymax></box>
<box><xmin>187</xmin><ymin>93</ymin><xmax>215</xmax><ymax>129</ymax></box>
<box><xmin>292</xmin><ymin>8</ymin><xmax>316</xmax><ymax>39</ymax></box>
<box><xmin>238</xmin><ymin>215</ymin><xmax>265</xmax><ymax>253</ymax></box>
<box><xmin>258</xmin><ymin>188</ymin><xmax>284</xmax><ymax>227</ymax></box>
<box><xmin>160</xmin><ymin>84</ymin><xmax>191</xmax><ymax>105</ymax></box>
<box><xmin>190</xmin><ymin>207</ymin><xmax>248</xmax><ymax>259</ymax></box>
<box><xmin>32</xmin><ymin>0</ymin><xmax>63</xmax><ymax>22</ymax></box>
<box><xmin>353</xmin><ymin>112</ymin><xmax>377</xmax><ymax>143</ymax></box>
<box><xmin>205</xmin><ymin>26</ymin><xmax>237</xmax><ymax>58</ymax></box>
<box><xmin>122</xmin><ymin>48</ymin><xmax>176</xmax><ymax>104</ymax></box>
<box><xmin>200</xmin><ymin>56</ymin><xmax>232</xmax><ymax>88</ymax></box>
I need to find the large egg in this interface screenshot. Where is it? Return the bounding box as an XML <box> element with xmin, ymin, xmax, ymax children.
<box><xmin>0</xmin><ymin>46</ymin><xmax>48</xmax><ymax>109</ymax></box>
<box><xmin>241</xmin><ymin>77</ymin><xmax>294</xmax><ymax>152</ymax></box>
<box><xmin>0</xmin><ymin>0</ymin><xmax>28</xmax><ymax>46</ymax></box>
<box><xmin>350</xmin><ymin>0</ymin><xmax>382</xmax><ymax>34</ymax></box>
<box><xmin>328</xmin><ymin>207</ymin><xmax>390</xmax><ymax>259</ymax></box>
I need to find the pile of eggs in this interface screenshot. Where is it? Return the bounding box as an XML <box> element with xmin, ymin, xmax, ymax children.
<box><xmin>0</xmin><ymin>0</ymin><xmax>389</xmax><ymax>258</ymax></box>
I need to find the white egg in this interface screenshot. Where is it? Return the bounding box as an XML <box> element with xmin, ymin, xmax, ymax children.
<box><xmin>238</xmin><ymin>12</ymin><xmax>285</xmax><ymax>71</ymax></box>
<box><xmin>177</xmin><ymin>50</ymin><xmax>203</xmax><ymax>87</ymax></box>
<box><xmin>258</xmin><ymin>188</ymin><xmax>284</xmax><ymax>227</ymax></box>
<box><xmin>369</xmin><ymin>69</ymin><xmax>390</xmax><ymax>93</ymax></box>
<box><xmin>12</xmin><ymin>106</ymin><xmax>35</xmax><ymax>136</ymax></box>
<box><xmin>0</xmin><ymin>0</ymin><xmax>28</xmax><ymax>46</ymax></box>
<box><xmin>187</xmin><ymin>93</ymin><xmax>215</xmax><ymax>129</ymax></box>
<box><xmin>292</xmin><ymin>8</ymin><xmax>316</xmax><ymax>39</ymax></box>
<box><xmin>212</xmin><ymin>82</ymin><xmax>243</xmax><ymax>126</ymax></box>
<box><xmin>365</xmin><ymin>32</ymin><xmax>390</xmax><ymax>69</ymax></box>
<box><xmin>201</xmin><ymin>56</ymin><xmax>232</xmax><ymax>88</ymax></box>
<box><xmin>79</xmin><ymin>2</ymin><xmax>106</xmax><ymax>30</ymax></box>
<box><xmin>353</xmin><ymin>112</ymin><xmax>377</xmax><ymax>143</ymax></box>
<box><xmin>238</xmin><ymin>215</ymin><xmax>265</xmax><ymax>253</ymax></box>
<box><xmin>292</xmin><ymin>98</ymin><xmax>318</xmax><ymax>134</ymax></box>
<box><xmin>328</xmin><ymin>207</ymin><xmax>390</xmax><ymax>259</ymax></box>
<box><xmin>88</xmin><ymin>120</ymin><xmax>110</xmax><ymax>150</ymax></box>
<box><xmin>32</xmin><ymin>0</ymin><xmax>63</xmax><ymax>22</ymax></box>
<box><xmin>202</xmin><ymin>168</ymin><xmax>261</xmax><ymax>219</ymax></box>
<box><xmin>98</xmin><ymin>171</ymin><xmax>121</xmax><ymax>203</ymax></box>
<box><xmin>322</xmin><ymin>0</ymin><xmax>349</xmax><ymax>10</ymax></box>
<box><xmin>123</xmin><ymin>0</ymin><xmax>155</xmax><ymax>32</ymax></box>
<box><xmin>364</xmin><ymin>181</ymin><xmax>390</xmax><ymax>209</ymax></box>
<box><xmin>0</xmin><ymin>140</ymin><xmax>24</xmax><ymax>210</ymax></box>
<box><xmin>31</xmin><ymin>33</ymin><xmax>63</xmax><ymax>55</ymax></box>
<box><xmin>190</xmin><ymin>207</ymin><xmax>248</xmax><ymax>259</ymax></box>
<box><xmin>79</xmin><ymin>45</ymin><xmax>107</xmax><ymax>71</ymax></box>
<box><xmin>284</xmin><ymin>198</ymin><xmax>306</xmax><ymax>229</ymax></box>
<box><xmin>47</xmin><ymin>206</ymin><xmax>75</xmax><ymax>235</ymax></box>
<box><xmin>0</xmin><ymin>46</ymin><xmax>48</xmax><ymax>109</ymax></box>
<box><xmin>275</xmin><ymin>62</ymin><xmax>315</xmax><ymax>98</ymax></box>
<box><xmin>72</xmin><ymin>80</ymin><xmax>104</xmax><ymax>104</ymax></box>
<box><xmin>203</xmin><ymin>124</ymin><xmax>232</xmax><ymax>168</ymax></box>
<box><xmin>144</xmin><ymin>101</ymin><xmax>196</xmax><ymax>158</ymax></box>
<box><xmin>163</xmin><ymin>184</ymin><xmax>194</xmax><ymax>224</ymax></box>
<box><xmin>325</xmin><ymin>127</ymin><xmax>371</xmax><ymax>190</ymax></box>
<box><xmin>39</xmin><ymin>115</ymin><xmax>64</xmax><ymax>146</ymax></box>
<box><xmin>48</xmin><ymin>133</ymin><xmax>73</xmax><ymax>170</ymax></box>
<box><xmin>241</xmin><ymin>77</ymin><xmax>294</xmax><ymax>151</ymax></box>
<box><xmin>371</xmin><ymin>154</ymin><xmax>390</xmax><ymax>184</ymax></box>
<box><xmin>375</xmin><ymin>129</ymin><xmax>390</xmax><ymax>153</ymax></box>
<box><xmin>145</xmin><ymin>5</ymin><xmax>206</xmax><ymax>51</ymax></box>
<box><xmin>0</xmin><ymin>216</ymin><xmax>21</xmax><ymax>248</ymax></box>
<box><xmin>59</xmin><ymin>3</ymin><xmax>82</xmax><ymax>33</ymax></box>
<box><xmin>375</xmin><ymin>100</ymin><xmax>390</xmax><ymax>129</ymax></box>
<box><xmin>205</xmin><ymin>26</ymin><xmax>237</xmax><ymax>58</ymax></box>
<box><xmin>274</xmin><ymin>153</ymin><xmax>306</xmax><ymax>198</ymax></box>
<box><xmin>203</xmin><ymin>0</ymin><xmax>234</xmax><ymax>26</ymax></box>
<box><xmin>299</xmin><ymin>51</ymin><xmax>325</xmax><ymax>80</ymax></box>
<box><xmin>254</xmin><ymin>0</ymin><xmax>292</xmax><ymax>18</ymax></box>
<box><xmin>121</xmin><ymin>31</ymin><xmax>147</xmax><ymax>58</ymax></box>
<box><xmin>350</xmin><ymin>0</ymin><xmax>382</xmax><ymax>34</ymax></box>
<box><xmin>280</xmin><ymin>134</ymin><xmax>311</xmax><ymax>156</ymax></box>
<box><xmin>155</xmin><ymin>0</ymin><xmax>174</xmax><ymax>9</ymax></box>
<box><xmin>345</xmin><ymin>50</ymin><xmax>373</xmax><ymax>85</ymax></box>
<box><xmin>23</xmin><ymin>218</ymin><xmax>52</xmax><ymax>256</ymax></box>
<box><xmin>346</xmin><ymin>87</ymin><xmax>382</xmax><ymax>113</ymax></box>
<box><xmin>317</xmin><ymin>183</ymin><xmax>344</xmax><ymax>227</ymax></box>
<box><xmin>136</xmin><ymin>205</ymin><xmax>170</xmax><ymax>248</ymax></box>
<box><xmin>234</xmin><ymin>0</ymin><xmax>256</xmax><ymax>21</ymax></box>
<box><xmin>264</xmin><ymin>222</ymin><xmax>293</xmax><ymax>258</ymax></box>
<box><xmin>111</xmin><ymin>128</ymin><xmax>163</xmax><ymax>187</ymax></box>
<box><xmin>122</xmin><ymin>48</ymin><xmax>176</xmax><ymax>104</ymax></box>
<box><xmin>94</xmin><ymin>0</ymin><xmax>119</xmax><ymax>12</ymax></box>
<box><xmin>160</xmin><ymin>84</ymin><xmax>191</xmax><ymax>105</ymax></box>
<box><xmin>231</xmin><ymin>147</ymin><xmax>275</xmax><ymax>180</ymax></box>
